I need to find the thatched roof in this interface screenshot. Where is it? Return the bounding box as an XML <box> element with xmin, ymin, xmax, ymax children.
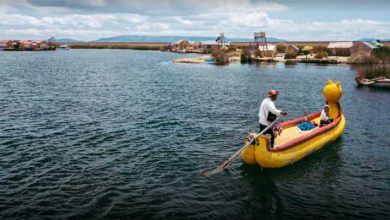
<box><xmin>328</xmin><ymin>42</ymin><xmax>353</xmax><ymax>49</ymax></box>
<box><xmin>302</xmin><ymin>46</ymin><xmax>313</xmax><ymax>51</ymax></box>
<box><xmin>258</xmin><ymin>44</ymin><xmax>276</xmax><ymax>51</ymax></box>
<box><xmin>288</xmin><ymin>44</ymin><xmax>299</xmax><ymax>51</ymax></box>
<box><xmin>172</xmin><ymin>39</ymin><xmax>190</xmax><ymax>45</ymax></box>
<box><xmin>201</xmin><ymin>41</ymin><xmax>219</xmax><ymax>45</ymax></box>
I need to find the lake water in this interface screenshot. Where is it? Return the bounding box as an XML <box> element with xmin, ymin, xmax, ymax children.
<box><xmin>0</xmin><ymin>49</ymin><xmax>389</xmax><ymax>219</ymax></box>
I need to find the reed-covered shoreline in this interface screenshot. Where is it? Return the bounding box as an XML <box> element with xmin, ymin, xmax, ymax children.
<box><xmin>66</xmin><ymin>42</ymin><xmax>170</xmax><ymax>50</ymax></box>
<box><xmin>361</xmin><ymin>65</ymin><xmax>390</xmax><ymax>79</ymax></box>
<box><xmin>62</xmin><ymin>41</ymin><xmax>390</xmax><ymax>51</ymax></box>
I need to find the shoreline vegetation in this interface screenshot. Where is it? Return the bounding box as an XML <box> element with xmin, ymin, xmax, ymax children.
<box><xmin>355</xmin><ymin>46</ymin><xmax>390</xmax><ymax>86</ymax></box>
<box><xmin>66</xmin><ymin>42</ymin><xmax>168</xmax><ymax>50</ymax></box>
<box><xmin>357</xmin><ymin>65</ymin><xmax>390</xmax><ymax>80</ymax></box>
<box><xmin>2</xmin><ymin>40</ymin><xmax>389</xmax><ymax>68</ymax></box>
<box><xmin>355</xmin><ymin>65</ymin><xmax>390</xmax><ymax>88</ymax></box>
<box><xmin>169</xmin><ymin>41</ymin><xmax>390</xmax><ymax>66</ymax></box>
<box><xmin>365</xmin><ymin>65</ymin><xmax>390</xmax><ymax>79</ymax></box>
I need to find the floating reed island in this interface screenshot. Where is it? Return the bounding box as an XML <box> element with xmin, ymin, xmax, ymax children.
<box><xmin>3</xmin><ymin>33</ymin><xmax>389</xmax><ymax>67</ymax></box>
<box><xmin>174</xmin><ymin>40</ymin><xmax>390</xmax><ymax>65</ymax></box>
<box><xmin>168</xmin><ymin>33</ymin><xmax>390</xmax><ymax>65</ymax></box>
<box><xmin>0</xmin><ymin>39</ymin><xmax>56</xmax><ymax>51</ymax></box>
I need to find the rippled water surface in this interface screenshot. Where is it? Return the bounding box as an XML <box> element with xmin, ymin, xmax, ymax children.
<box><xmin>0</xmin><ymin>49</ymin><xmax>389</xmax><ymax>219</ymax></box>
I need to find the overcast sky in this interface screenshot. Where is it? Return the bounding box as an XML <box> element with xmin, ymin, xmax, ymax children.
<box><xmin>0</xmin><ymin>0</ymin><xmax>389</xmax><ymax>41</ymax></box>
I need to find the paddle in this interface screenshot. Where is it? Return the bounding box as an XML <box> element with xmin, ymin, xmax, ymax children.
<box><xmin>202</xmin><ymin>115</ymin><xmax>283</xmax><ymax>177</ymax></box>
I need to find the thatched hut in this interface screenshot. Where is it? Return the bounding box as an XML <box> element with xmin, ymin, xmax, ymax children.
<box><xmin>0</xmin><ymin>40</ymin><xmax>13</xmax><ymax>50</ymax></box>
<box><xmin>258</xmin><ymin>44</ymin><xmax>277</xmax><ymax>57</ymax></box>
<box><xmin>301</xmin><ymin>46</ymin><xmax>314</xmax><ymax>54</ymax></box>
<box><xmin>351</xmin><ymin>41</ymin><xmax>383</xmax><ymax>58</ymax></box>
<box><xmin>286</xmin><ymin>44</ymin><xmax>299</xmax><ymax>56</ymax></box>
<box><xmin>191</xmin><ymin>42</ymin><xmax>204</xmax><ymax>53</ymax></box>
<box><xmin>327</xmin><ymin>42</ymin><xmax>353</xmax><ymax>56</ymax></box>
<box><xmin>170</xmin><ymin>40</ymin><xmax>191</xmax><ymax>52</ymax></box>
<box><xmin>200</xmin><ymin>41</ymin><xmax>220</xmax><ymax>53</ymax></box>
<box><xmin>19</xmin><ymin>40</ymin><xmax>38</xmax><ymax>50</ymax></box>
<box><xmin>35</xmin><ymin>40</ymin><xmax>49</xmax><ymax>49</ymax></box>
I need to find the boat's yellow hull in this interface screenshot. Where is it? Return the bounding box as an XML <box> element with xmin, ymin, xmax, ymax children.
<box><xmin>241</xmin><ymin>114</ymin><xmax>346</xmax><ymax>168</ymax></box>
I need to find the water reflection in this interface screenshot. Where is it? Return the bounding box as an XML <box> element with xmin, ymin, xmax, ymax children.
<box><xmin>284</xmin><ymin>61</ymin><xmax>298</xmax><ymax>67</ymax></box>
<box><xmin>239</xmin><ymin>138</ymin><xmax>343</xmax><ymax>218</ymax></box>
<box><xmin>254</xmin><ymin>62</ymin><xmax>277</xmax><ymax>68</ymax></box>
<box><xmin>240</xmin><ymin>165</ymin><xmax>285</xmax><ymax>219</ymax></box>
<box><xmin>355</xmin><ymin>83</ymin><xmax>390</xmax><ymax>92</ymax></box>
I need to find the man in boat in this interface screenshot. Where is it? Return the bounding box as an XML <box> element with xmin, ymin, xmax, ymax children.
<box><xmin>320</xmin><ymin>105</ymin><xmax>333</xmax><ymax>126</ymax></box>
<box><xmin>258</xmin><ymin>89</ymin><xmax>287</xmax><ymax>148</ymax></box>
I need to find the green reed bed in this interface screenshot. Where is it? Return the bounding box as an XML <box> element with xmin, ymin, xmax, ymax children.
<box><xmin>67</xmin><ymin>43</ymin><xmax>167</xmax><ymax>50</ymax></box>
<box><xmin>364</xmin><ymin>65</ymin><xmax>390</xmax><ymax>79</ymax></box>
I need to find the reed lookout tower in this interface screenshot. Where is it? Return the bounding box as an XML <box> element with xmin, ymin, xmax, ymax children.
<box><xmin>254</xmin><ymin>32</ymin><xmax>268</xmax><ymax>52</ymax></box>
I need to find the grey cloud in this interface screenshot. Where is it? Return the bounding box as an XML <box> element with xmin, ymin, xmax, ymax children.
<box><xmin>1</xmin><ymin>0</ymin><xmax>389</xmax><ymax>41</ymax></box>
<box><xmin>26</xmin><ymin>0</ymin><xmax>67</xmax><ymax>7</ymax></box>
<box><xmin>2</xmin><ymin>0</ymin><xmax>287</xmax><ymax>16</ymax></box>
<box><xmin>26</xmin><ymin>0</ymin><xmax>105</xmax><ymax>8</ymax></box>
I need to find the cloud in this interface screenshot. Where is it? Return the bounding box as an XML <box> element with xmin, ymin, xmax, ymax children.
<box><xmin>0</xmin><ymin>14</ymin><xmax>44</xmax><ymax>26</ymax></box>
<box><xmin>0</xmin><ymin>28</ymin><xmax>125</xmax><ymax>40</ymax></box>
<box><xmin>0</xmin><ymin>13</ymin><xmax>147</xmax><ymax>28</ymax></box>
<box><xmin>23</xmin><ymin>0</ymin><xmax>106</xmax><ymax>8</ymax></box>
<box><xmin>0</xmin><ymin>0</ymin><xmax>389</xmax><ymax>41</ymax></box>
<box><xmin>291</xmin><ymin>19</ymin><xmax>390</xmax><ymax>40</ymax></box>
<box><xmin>1</xmin><ymin>0</ymin><xmax>288</xmax><ymax>15</ymax></box>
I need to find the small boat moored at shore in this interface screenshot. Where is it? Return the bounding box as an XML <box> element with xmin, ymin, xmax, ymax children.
<box><xmin>59</xmin><ymin>45</ymin><xmax>71</xmax><ymax>50</ymax></box>
<box><xmin>355</xmin><ymin>77</ymin><xmax>390</xmax><ymax>88</ymax></box>
<box><xmin>204</xmin><ymin>58</ymin><xmax>216</xmax><ymax>63</ymax></box>
<box><xmin>241</xmin><ymin>80</ymin><xmax>346</xmax><ymax>168</ymax></box>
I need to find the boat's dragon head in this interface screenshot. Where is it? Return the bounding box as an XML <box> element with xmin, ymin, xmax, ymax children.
<box><xmin>323</xmin><ymin>79</ymin><xmax>343</xmax><ymax>103</ymax></box>
<box><xmin>323</xmin><ymin>80</ymin><xmax>343</xmax><ymax>118</ymax></box>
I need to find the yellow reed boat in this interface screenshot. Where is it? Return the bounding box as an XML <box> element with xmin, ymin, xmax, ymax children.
<box><xmin>241</xmin><ymin>80</ymin><xmax>346</xmax><ymax>168</ymax></box>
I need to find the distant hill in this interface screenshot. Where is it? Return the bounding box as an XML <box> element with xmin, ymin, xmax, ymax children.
<box><xmin>358</xmin><ymin>38</ymin><xmax>390</xmax><ymax>42</ymax></box>
<box><xmin>358</xmin><ymin>38</ymin><xmax>379</xmax><ymax>42</ymax></box>
<box><xmin>92</xmin><ymin>35</ymin><xmax>284</xmax><ymax>43</ymax></box>
<box><xmin>56</xmin><ymin>38</ymin><xmax>83</xmax><ymax>43</ymax></box>
<box><xmin>229</xmin><ymin>37</ymin><xmax>284</xmax><ymax>43</ymax></box>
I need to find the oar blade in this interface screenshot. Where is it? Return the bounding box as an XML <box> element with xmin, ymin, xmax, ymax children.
<box><xmin>202</xmin><ymin>166</ymin><xmax>224</xmax><ymax>177</ymax></box>
<box><xmin>201</xmin><ymin>115</ymin><xmax>284</xmax><ymax>178</ymax></box>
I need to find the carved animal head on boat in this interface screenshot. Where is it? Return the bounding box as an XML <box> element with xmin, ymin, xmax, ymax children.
<box><xmin>323</xmin><ymin>80</ymin><xmax>343</xmax><ymax>103</ymax></box>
